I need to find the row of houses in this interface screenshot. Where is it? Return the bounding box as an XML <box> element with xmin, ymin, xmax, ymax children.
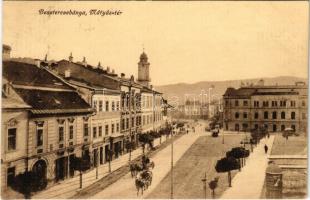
<box><xmin>222</xmin><ymin>79</ymin><xmax>308</xmax><ymax>133</ymax></box>
<box><xmin>1</xmin><ymin>45</ymin><xmax>168</xmax><ymax>191</ymax></box>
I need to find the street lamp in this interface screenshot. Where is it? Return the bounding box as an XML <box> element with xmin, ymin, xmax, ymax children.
<box><xmin>201</xmin><ymin>172</ymin><xmax>207</xmax><ymax>199</ymax></box>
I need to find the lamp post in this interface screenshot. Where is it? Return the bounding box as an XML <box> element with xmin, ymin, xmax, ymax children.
<box><xmin>201</xmin><ymin>172</ymin><xmax>207</xmax><ymax>199</ymax></box>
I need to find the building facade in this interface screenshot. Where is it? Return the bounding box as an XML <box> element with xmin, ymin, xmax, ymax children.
<box><xmin>223</xmin><ymin>81</ymin><xmax>308</xmax><ymax>133</ymax></box>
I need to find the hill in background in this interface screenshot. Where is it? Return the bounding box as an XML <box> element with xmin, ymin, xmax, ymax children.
<box><xmin>155</xmin><ymin>76</ymin><xmax>307</xmax><ymax>105</ymax></box>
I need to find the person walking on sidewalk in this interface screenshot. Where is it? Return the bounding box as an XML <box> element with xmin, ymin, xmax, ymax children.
<box><xmin>264</xmin><ymin>144</ymin><xmax>268</xmax><ymax>154</ymax></box>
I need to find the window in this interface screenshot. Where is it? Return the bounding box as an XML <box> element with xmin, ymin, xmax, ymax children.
<box><xmin>37</xmin><ymin>123</ymin><xmax>44</xmax><ymax>147</ymax></box>
<box><xmin>143</xmin><ymin>116</ymin><xmax>146</xmax><ymax>125</ymax></box>
<box><xmin>99</xmin><ymin>100</ymin><xmax>103</xmax><ymax>112</ymax></box>
<box><xmin>105</xmin><ymin>101</ymin><xmax>109</xmax><ymax>111</ymax></box>
<box><xmin>272</xmin><ymin>111</ymin><xmax>277</xmax><ymax>119</ymax></box>
<box><xmin>281</xmin><ymin>125</ymin><xmax>285</xmax><ymax>131</ymax></box>
<box><xmin>136</xmin><ymin>117</ymin><xmax>139</xmax><ymax>126</ymax></box>
<box><xmin>280</xmin><ymin>101</ymin><xmax>286</xmax><ymax>107</ymax></box>
<box><xmin>272</xmin><ymin>101</ymin><xmax>278</xmax><ymax>107</ymax></box>
<box><xmin>264</xmin><ymin>111</ymin><xmax>268</xmax><ymax>119</ymax></box>
<box><xmin>98</xmin><ymin>126</ymin><xmax>102</xmax><ymax>137</ymax></box>
<box><xmin>121</xmin><ymin>119</ymin><xmax>125</xmax><ymax>130</ymax></box>
<box><xmin>126</xmin><ymin>118</ymin><xmax>129</xmax><ymax>129</ymax></box>
<box><xmin>302</xmin><ymin>100</ymin><xmax>306</xmax><ymax>107</ymax></box>
<box><xmin>58</xmin><ymin>126</ymin><xmax>64</xmax><ymax>142</ymax></box>
<box><xmin>281</xmin><ymin>112</ymin><xmax>285</xmax><ymax>119</ymax></box>
<box><xmin>235</xmin><ymin>100</ymin><xmax>239</xmax><ymax>107</ymax></box>
<box><xmin>263</xmin><ymin>101</ymin><xmax>269</xmax><ymax>107</ymax></box>
<box><xmin>291</xmin><ymin>112</ymin><xmax>296</xmax><ymax>120</ymax></box>
<box><xmin>243</xmin><ymin>112</ymin><xmax>247</xmax><ymax>119</ymax></box>
<box><xmin>8</xmin><ymin>128</ymin><xmax>17</xmax><ymax>151</ymax></box>
<box><xmin>132</xmin><ymin>117</ymin><xmax>134</xmax><ymax>127</ymax></box>
<box><xmin>254</xmin><ymin>101</ymin><xmax>259</xmax><ymax>107</ymax></box>
<box><xmin>235</xmin><ymin>112</ymin><xmax>239</xmax><ymax>119</ymax></box>
<box><xmin>93</xmin><ymin>100</ymin><xmax>97</xmax><ymax>110</ymax></box>
<box><xmin>116</xmin><ymin>101</ymin><xmax>120</xmax><ymax>110</ymax></box>
<box><xmin>116</xmin><ymin>123</ymin><xmax>120</xmax><ymax>132</ymax></box>
<box><xmin>290</xmin><ymin>101</ymin><xmax>296</xmax><ymax>107</ymax></box>
<box><xmin>243</xmin><ymin>100</ymin><xmax>248</xmax><ymax>106</ymax></box>
<box><xmin>84</xmin><ymin>123</ymin><xmax>89</xmax><ymax>137</ymax></box>
<box><xmin>105</xmin><ymin>125</ymin><xmax>109</xmax><ymax>135</ymax></box>
<box><xmin>112</xmin><ymin>124</ymin><xmax>115</xmax><ymax>134</ymax></box>
<box><xmin>93</xmin><ymin>127</ymin><xmax>97</xmax><ymax>138</ymax></box>
<box><xmin>112</xmin><ymin>101</ymin><xmax>115</xmax><ymax>111</ymax></box>
<box><xmin>69</xmin><ymin>125</ymin><xmax>74</xmax><ymax>140</ymax></box>
<box><xmin>254</xmin><ymin>124</ymin><xmax>259</xmax><ymax>130</ymax></box>
<box><xmin>291</xmin><ymin>125</ymin><xmax>296</xmax><ymax>131</ymax></box>
<box><xmin>225</xmin><ymin>100</ymin><xmax>229</xmax><ymax>107</ymax></box>
<box><xmin>254</xmin><ymin>112</ymin><xmax>259</xmax><ymax>119</ymax></box>
<box><xmin>7</xmin><ymin>167</ymin><xmax>15</xmax><ymax>186</ymax></box>
<box><xmin>302</xmin><ymin>113</ymin><xmax>306</xmax><ymax>120</ymax></box>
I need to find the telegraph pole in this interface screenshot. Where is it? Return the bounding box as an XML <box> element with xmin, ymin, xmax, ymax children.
<box><xmin>171</xmin><ymin>128</ymin><xmax>174</xmax><ymax>199</ymax></box>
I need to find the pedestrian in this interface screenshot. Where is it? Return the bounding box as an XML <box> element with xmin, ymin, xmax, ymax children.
<box><xmin>267</xmin><ymin>133</ymin><xmax>270</xmax><ymax>138</ymax></box>
<box><xmin>264</xmin><ymin>144</ymin><xmax>268</xmax><ymax>154</ymax></box>
<box><xmin>186</xmin><ymin>130</ymin><xmax>189</xmax><ymax>134</ymax></box>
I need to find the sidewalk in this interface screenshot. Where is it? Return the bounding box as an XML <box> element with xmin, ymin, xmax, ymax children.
<box><xmin>91</xmin><ymin>131</ymin><xmax>204</xmax><ymax>199</ymax></box>
<box><xmin>220</xmin><ymin>136</ymin><xmax>275</xmax><ymax>199</ymax></box>
<box><xmin>32</xmin><ymin>137</ymin><xmax>166</xmax><ymax>199</ymax></box>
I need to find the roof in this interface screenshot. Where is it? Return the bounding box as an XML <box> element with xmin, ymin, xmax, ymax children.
<box><xmin>224</xmin><ymin>85</ymin><xmax>308</xmax><ymax>98</ymax></box>
<box><xmin>13</xmin><ymin>88</ymin><xmax>93</xmax><ymax>114</ymax></box>
<box><xmin>3</xmin><ymin>61</ymin><xmax>73</xmax><ymax>90</ymax></box>
<box><xmin>56</xmin><ymin>60</ymin><xmax>120</xmax><ymax>90</ymax></box>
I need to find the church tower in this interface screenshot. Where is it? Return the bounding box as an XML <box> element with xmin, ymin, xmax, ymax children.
<box><xmin>137</xmin><ymin>51</ymin><xmax>151</xmax><ymax>87</ymax></box>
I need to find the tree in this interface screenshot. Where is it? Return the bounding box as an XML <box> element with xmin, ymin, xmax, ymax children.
<box><xmin>72</xmin><ymin>156</ymin><xmax>92</xmax><ymax>188</ymax></box>
<box><xmin>11</xmin><ymin>171</ymin><xmax>47</xmax><ymax>199</ymax></box>
<box><xmin>215</xmin><ymin>156</ymin><xmax>240</xmax><ymax>187</ymax></box>
<box><xmin>138</xmin><ymin>133</ymin><xmax>154</xmax><ymax>154</ymax></box>
<box><xmin>209</xmin><ymin>177</ymin><xmax>219</xmax><ymax>199</ymax></box>
<box><xmin>226</xmin><ymin>147</ymin><xmax>250</xmax><ymax>170</ymax></box>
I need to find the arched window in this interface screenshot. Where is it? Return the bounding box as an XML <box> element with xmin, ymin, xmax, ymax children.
<box><xmin>272</xmin><ymin>111</ymin><xmax>277</xmax><ymax>119</ymax></box>
<box><xmin>281</xmin><ymin>112</ymin><xmax>285</xmax><ymax>119</ymax></box>
<box><xmin>291</xmin><ymin>112</ymin><xmax>296</xmax><ymax>120</ymax></box>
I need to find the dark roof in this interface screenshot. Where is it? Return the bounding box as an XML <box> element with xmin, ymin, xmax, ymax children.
<box><xmin>223</xmin><ymin>87</ymin><xmax>255</xmax><ymax>98</ymax></box>
<box><xmin>13</xmin><ymin>88</ymin><xmax>93</xmax><ymax>114</ymax></box>
<box><xmin>3</xmin><ymin>61</ymin><xmax>72</xmax><ymax>90</ymax></box>
<box><xmin>56</xmin><ymin>60</ymin><xmax>120</xmax><ymax>90</ymax></box>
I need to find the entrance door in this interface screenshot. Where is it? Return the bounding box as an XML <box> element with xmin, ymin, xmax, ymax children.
<box><xmin>93</xmin><ymin>149</ymin><xmax>98</xmax><ymax>167</ymax></box>
<box><xmin>105</xmin><ymin>145</ymin><xmax>109</xmax><ymax>163</ymax></box>
<box><xmin>235</xmin><ymin>124</ymin><xmax>239</xmax><ymax>131</ymax></box>
<box><xmin>100</xmin><ymin>147</ymin><xmax>103</xmax><ymax>165</ymax></box>
<box><xmin>55</xmin><ymin>157</ymin><xmax>68</xmax><ymax>182</ymax></box>
<box><xmin>114</xmin><ymin>142</ymin><xmax>119</xmax><ymax>159</ymax></box>
<box><xmin>69</xmin><ymin>154</ymin><xmax>75</xmax><ymax>177</ymax></box>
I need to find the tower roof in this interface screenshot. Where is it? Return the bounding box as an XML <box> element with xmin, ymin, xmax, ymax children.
<box><xmin>140</xmin><ymin>51</ymin><xmax>148</xmax><ymax>61</ymax></box>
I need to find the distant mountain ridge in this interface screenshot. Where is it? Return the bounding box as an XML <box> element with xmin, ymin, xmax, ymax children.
<box><xmin>155</xmin><ymin>76</ymin><xmax>307</xmax><ymax>105</ymax></box>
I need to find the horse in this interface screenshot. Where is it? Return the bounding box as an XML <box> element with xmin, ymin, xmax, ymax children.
<box><xmin>130</xmin><ymin>163</ymin><xmax>137</xmax><ymax>177</ymax></box>
<box><xmin>147</xmin><ymin>161</ymin><xmax>155</xmax><ymax>170</ymax></box>
<box><xmin>140</xmin><ymin>170</ymin><xmax>153</xmax><ymax>189</ymax></box>
<box><xmin>135</xmin><ymin>177</ymin><xmax>145</xmax><ymax>196</ymax></box>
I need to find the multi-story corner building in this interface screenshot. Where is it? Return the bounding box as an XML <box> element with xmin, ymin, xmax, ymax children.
<box><xmin>118</xmin><ymin>75</ymin><xmax>143</xmax><ymax>149</ymax></box>
<box><xmin>223</xmin><ymin>80</ymin><xmax>308</xmax><ymax>133</ymax></box>
<box><xmin>141</xmin><ymin>87</ymin><xmax>154</xmax><ymax>134</ymax></box>
<box><xmin>153</xmin><ymin>91</ymin><xmax>165</xmax><ymax>131</ymax></box>
<box><xmin>2</xmin><ymin>57</ymin><xmax>94</xmax><ymax>190</ymax></box>
<box><xmin>52</xmin><ymin>56</ymin><xmax>122</xmax><ymax>164</ymax></box>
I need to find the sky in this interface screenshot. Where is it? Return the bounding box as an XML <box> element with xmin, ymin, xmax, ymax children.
<box><xmin>3</xmin><ymin>1</ymin><xmax>309</xmax><ymax>85</ymax></box>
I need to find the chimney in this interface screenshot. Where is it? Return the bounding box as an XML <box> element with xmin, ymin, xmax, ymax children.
<box><xmin>130</xmin><ymin>75</ymin><xmax>134</xmax><ymax>81</ymax></box>
<box><xmin>98</xmin><ymin>62</ymin><xmax>102</xmax><ymax>69</ymax></box>
<box><xmin>65</xmin><ymin>69</ymin><xmax>71</xmax><ymax>78</ymax></box>
<box><xmin>121</xmin><ymin>73</ymin><xmax>125</xmax><ymax>79</ymax></box>
<box><xmin>257</xmin><ymin>79</ymin><xmax>264</xmax><ymax>86</ymax></box>
<box><xmin>107</xmin><ymin>66</ymin><xmax>110</xmax><ymax>73</ymax></box>
<box><xmin>112</xmin><ymin>69</ymin><xmax>115</xmax><ymax>74</ymax></box>
<box><xmin>150</xmin><ymin>85</ymin><xmax>153</xmax><ymax>90</ymax></box>
<box><xmin>34</xmin><ymin>59</ymin><xmax>41</xmax><ymax>68</ymax></box>
<box><xmin>2</xmin><ymin>44</ymin><xmax>11</xmax><ymax>60</ymax></box>
<box><xmin>69</xmin><ymin>52</ymin><xmax>73</xmax><ymax>62</ymax></box>
<box><xmin>82</xmin><ymin>57</ymin><xmax>87</xmax><ymax>67</ymax></box>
